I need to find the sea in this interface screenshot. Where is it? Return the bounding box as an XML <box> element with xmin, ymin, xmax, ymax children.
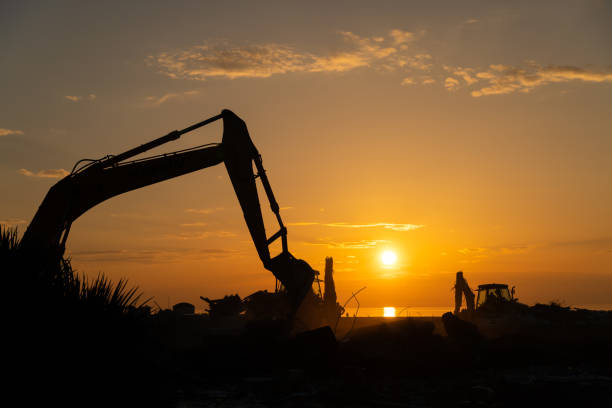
<box><xmin>343</xmin><ymin>304</ymin><xmax>612</xmax><ymax>317</ymax></box>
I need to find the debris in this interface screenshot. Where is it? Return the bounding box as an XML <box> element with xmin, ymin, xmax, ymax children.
<box><xmin>337</xmin><ymin>286</ymin><xmax>367</xmax><ymax>339</ymax></box>
<box><xmin>172</xmin><ymin>302</ymin><xmax>195</xmax><ymax>316</ymax></box>
<box><xmin>200</xmin><ymin>294</ymin><xmax>244</xmax><ymax>319</ymax></box>
<box><xmin>442</xmin><ymin>312</ymin><xmax>482</xmax><ymax>345</ymax></box>
<box><xmin>292</xmin><ymin>325</ymin><xmax>337</xmax><ymax>368</ymax></box>
<box><xmin>243</xmin><ymin>290</ymin><xmax>291</xmax><ymax>320</ymax></box>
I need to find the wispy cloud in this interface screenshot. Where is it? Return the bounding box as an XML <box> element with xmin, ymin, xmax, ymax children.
<box><xmin>464</xmin><ymin>245</ymin><xmax>530</xmax><ymax>254</ymax></box>
<box><xmin>18</xmin><ymin>168</ymin><xmax>69</xmax><ymax>179</ymax></box>
<box><xmin>443</xmin><ymin>62</ymin><xmax>612</xmax><ymax>97</ymax></box>
<box><xmin>70</xmin><ymin>247</ymin><xmax>239</xmax><ymax>263</ymax></box>
<box><xmin>455</xmin><ymin>238</ymin><xmax>611</xmax><ymax>261</ymax></box>
<box><xmin>422</xmin><ymin>77</ymin><xmax>436</xmax><ymax>85</ymax></box>
<box><xmin>304</xmin><ymin>239</ymin><xmax>388</xmax><ymax>249</ymax></box>
<box><xmin>0</xmin><ymin>218</ymin><xmax>26</xmax><ymax>226</ymax></box>
<box><xmin>144</xmin><ymin>90</ymin><xmax>199</xmax><ymax>106</ymax></box>
<box><xmin>148</xmin><ymin>30</ymin><xmax>612</xmax><ymax>97</ymax></box>
<box><xmin>444</xmin><ymin>77</ymin><xmax>460</xmax><ymax>90</ymax></box>
<box><xmin>288</xmin><ymin>221</ymin><xmax>424</xmax><ymax>231</ymax></box>
<box><xmin>449</xmin><ymin>66</ymin><xmax>478</xmax><ymax>85</ymax></box>
<box><xmin>65</xmin><ymin>94</ymin><xmax>96</xmax><ymax>102</ymax></box>
<box><xmin>166</xmin><ymin>230</ymin><xmax>236</xmax><ymax>240</ymax></box>
<box><xmin>0</xmin><ymin>128</ymin><xmax>24</xmax><ymax>137</ymax></box>
<box><xmin>545</xmin><ymin>237</ymin><xmax>612</xmax><ymax>250</ymax></box>
<box><xmin>147</xmin><ymin>29</ymin><xmax>429</xmax><ymax>81</ymax></box>
<box><xmin>473</xmin><ymin>64</ymin><xmax>612</xmax><ymax>97</ymax></box>
<box><xmin>325</xmin><ymin>222</ymin><xmax>424</xmax><ymax>231</ymax></box>
<box><xmin>179</xmin><ymin>222</ymin><xmax>208</xmax><ymax>227</ymax></box>
<box><xmin>456</xmin><ymin>245</ymin><xmax>531</xmax><ymax>262</ymax></box>
<box><xmin>389</xmin><ymin>29</ymin><xmax>415</xmax><ymax>45</ymax></box>
<box><xmin>185</xmin><ymin>207</ymin><xmax>224</xmax><ymax>215</ymax></box>
<box><xmin>457</xmin><ymin>247</ymin><xmax>488</xmax><ymax>256</ymax></box>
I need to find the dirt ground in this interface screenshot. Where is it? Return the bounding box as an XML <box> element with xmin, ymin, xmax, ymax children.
<box><xmin>170</xmin><ymin>312</ymin><xmax>612</xmax><ymax>407</ymax></box>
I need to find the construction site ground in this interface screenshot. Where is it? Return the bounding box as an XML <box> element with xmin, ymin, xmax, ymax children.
<box><xmin>166</xmin><ymin>311</ymin><xmax>612</xmax><ymax>408</ymax></box>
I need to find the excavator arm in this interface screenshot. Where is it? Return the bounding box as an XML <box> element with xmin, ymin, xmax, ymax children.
<box><xmin>21</xmin><ymin>109</ymin><xmax>314</xmax><ymax>306</ymax></box>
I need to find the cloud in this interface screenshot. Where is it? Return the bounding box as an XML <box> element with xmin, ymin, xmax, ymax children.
<box><xmin>110</xmin><ymin>212</ymin><xmax>155</xmax><ymax>220</ymax></box>
<box><xmin>70</xmin><ymin>247</ymin><xmax>239</xmax><ymax>263</ymax></box>
<box><xmin>65</xmin><ymin>94</ymin><xmax>96</xmax><ymax>102</ymax></box>
<box><xmin>545</xmin><ymin>237</ymin><xmax>612</xmax><ymax>250</ymax></box>
<box><xmin>452</xmin><ymin>67</ymin><xmax>478</xmax><ymax>85</ymax></box>
<box><xmin>463</xmin><ymin>19</ymin><xmax>479</xmax><ymax>25</ymax></box>
<box><xmin>310</xmin><ymin>31</ymin><xmax>399</xmax><ymax>73</ymax></box>
<box><xmin>18</xmin><ymin>168</ymin><xmax>69</xmax><ymax>179</ymax></box>
<box><xmin>325</xmin><ymin>222</ymin><xmax>424</xmax><ymax>231</ymax></box>
<box><xmin>0</xmin><ymin>128</ymin><xmax>24</xmax><ymax>137</ymax></box>
<box><xmin>147</xmin><ymin>29</ymin><xmax>428</xmax><ymax>81</ymax></box>
<box><xmin>179</xmin><ymin>222</ymin><xmax>208</xmax><ymax>227</ymax></box>
<box><xmin>455</xmin><ymin>238</ymin><xmax>612</xmax><ymax>259</ymax></box>
<box><xmin>422</xmin><ymin>77</ymin><xmax>436</xmax><ymax>85</ymax></box>
<box><xmin>457</xmin><ymin>247</ymin><xmax>488</xmax><ymax>256</ymax></box>
<box><xmin>389</xmin><ymin>29</ymin><xmax>415</xmax><ymax>45</ymax></box>
<box><xmin>401</xmin><ymin>77</ymin><xmax>415</xmax><ymax>86</ymax></box>
<box><xmin>144</xmin><ymin>90</ymin><xmax>199</xmax><ymax>106</ymax></box>
<box><xmin>166</xmin><ymin>230</ymin><xmax>236</xmax><ymax>240</ymax></box>
<box><xmin>185</xmin><ymin>207</ymin><xmax>224</xmax><ymax>215</ymax></box>
<box><xmin>150</xmin><ymin>43</ymin><xmax>315</xmax><ymax>80</ymax></box>
<box><xmin>287</xmin><ymin>222</ymin><xmax>319</xmax><ymax>226</ymax></box>
<box><xmin>444</xmin><ymin>77</ymin><xmax>460</xmax><ymax>90</ymax></box>
<box><xmin>468</xmin><ymin>63</ymin><xmax>612</xmax><ymax>97</ymax></box>
<box><xmin>405</xmin><ymin>54</ymin><xmax>433</xmax><ymax>70</ymax></box>
<box><xmin>0</xmin><ymin>218</ymin><xmax>26</xmax><ymax>226</ymax></box>
<box><xmin>288</xmin><ymin>222</ymin><xmax>424</xmax><ymax>231</ymax></box>
<box><xmin>457</xmin><ymin>245</ymin><xmax>531</xmax><ymax>259</ymax></box>
<box><xmin>305</xmin><ymin>239</ymin><xmax>388</xmax><ymax>249</ymax></box>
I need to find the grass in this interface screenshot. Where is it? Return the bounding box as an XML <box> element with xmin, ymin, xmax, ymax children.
<box><xmin>1</xmin><ymin>225</ymin><xmax>166</xmax><ymax>406</ymax></box>
<box><xmin>1</xmin><ymin>225</ymin><xmax>148</xmax><ymax>313</ymax></box>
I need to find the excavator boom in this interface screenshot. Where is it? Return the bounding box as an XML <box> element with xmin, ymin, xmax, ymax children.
<box><xmin>21</xmin><ymin>109</ymin><xmax>314</xmax><ymax>307</ymax></box>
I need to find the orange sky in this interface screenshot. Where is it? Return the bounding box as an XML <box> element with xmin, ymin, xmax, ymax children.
<box><xmin>1</xmin><ymin>1</ymin><xmax>611</xmax><ymax>309</ymax></box>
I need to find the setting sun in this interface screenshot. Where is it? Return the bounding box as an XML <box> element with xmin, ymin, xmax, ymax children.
<box><xmin>381</xmin><ymin>250</ymin><xmax>398</xmax><ymax>266</ymax></box>
<box><xmin>383</xmin><ymin>307</ymin><xmax>396</xmax><ymax>317</ymax></box>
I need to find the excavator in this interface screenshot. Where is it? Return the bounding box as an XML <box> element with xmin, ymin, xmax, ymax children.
<box><xmin>454</xmin><ymin>271</ymin><xmax>519</xmax><ymax>315</ymax></box>
<box><xmin>20</xmin><ymin>109</ymin><xmax>316</xmax><ymax>316</ymax></box>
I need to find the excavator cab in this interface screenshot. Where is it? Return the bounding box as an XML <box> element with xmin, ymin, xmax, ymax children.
<box><xmin>476</xmin><ymin>284</ymin><xmax>513</xmax><ymax>308</ymax></box>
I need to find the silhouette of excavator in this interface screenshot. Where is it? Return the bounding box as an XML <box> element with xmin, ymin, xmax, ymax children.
<box><xmin>454</xmin><ymin>271</ymin><xmax>519</xmax><ymax>315</ymax></box>
<box><xmin>21</xmin><ymin>109</ymin><xmax>315</xmax><ymax>313</ymax></box>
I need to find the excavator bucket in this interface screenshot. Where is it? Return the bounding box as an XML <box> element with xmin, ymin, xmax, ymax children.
<box><xmin>266</xmin><ymin>252</ymin><xmax>315</xmax><ymax>310</ymax></box>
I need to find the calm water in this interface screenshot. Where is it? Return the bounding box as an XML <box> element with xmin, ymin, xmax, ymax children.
<box><xmin>344</xmin><ymin>304</ymin><xmax>612</xmax><ymax>317</ymax></box>
<box><xmin>343</xmin><ymin>306</ymin><xmax>452</xmax><ymax>317</ymax></box>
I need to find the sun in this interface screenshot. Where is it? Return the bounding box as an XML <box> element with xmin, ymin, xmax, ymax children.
<box><xmin>383</xmin><ymin>307</ymin><xmax>396</xmax><ymax>317</ymax></box>
<box><xmin>381</xmin><ymin>250</ymin><xmax>397</xmax><ymax>266</ymax></box>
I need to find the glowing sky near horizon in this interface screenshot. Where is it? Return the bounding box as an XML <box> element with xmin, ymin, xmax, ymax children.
<box><xmin>1</xmin><ymin>0</ymin><xmax>611</xmax><ymax>309</ymax></box>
